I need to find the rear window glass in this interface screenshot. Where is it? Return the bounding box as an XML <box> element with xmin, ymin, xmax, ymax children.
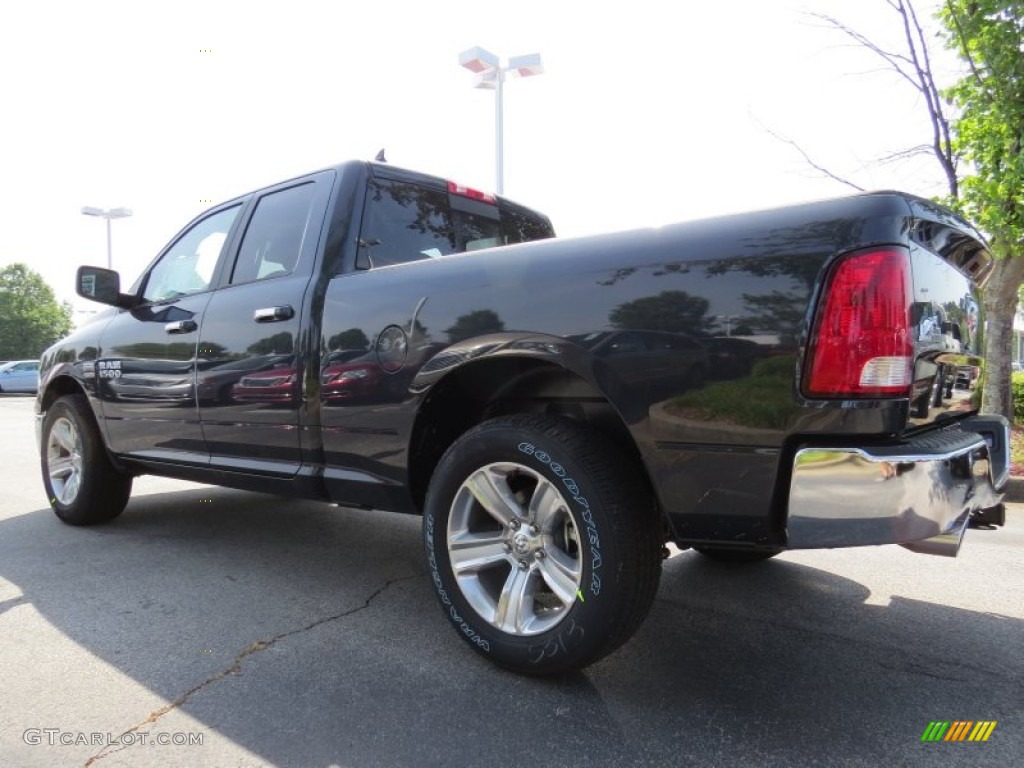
<box><xmin>357</xmin><ymin>178</ymin><xmax>553</xmax><ymax>269</ymax></box>
<box><xmin>500</xmin><ymin>205</ymin><xmax>554</xmax><ymax>245</ymax></box>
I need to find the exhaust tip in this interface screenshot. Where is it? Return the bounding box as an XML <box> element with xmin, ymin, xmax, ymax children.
<box><xmin>899</xmin><ymin>513</ymin><xmax>969</xmax><ymax>558</ymax></box>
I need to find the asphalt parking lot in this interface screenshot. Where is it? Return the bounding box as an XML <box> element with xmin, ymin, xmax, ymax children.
<box><xmin>1</xmin><ymin>393</ymin><xmax>1020</xmax><ymax>767</ymax></box>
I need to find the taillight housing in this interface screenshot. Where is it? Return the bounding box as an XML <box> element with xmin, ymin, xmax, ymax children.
<box><xmin>803</xmin><ymin>248</ymin><xmax>913</xmax><ymax>398</ymax></box>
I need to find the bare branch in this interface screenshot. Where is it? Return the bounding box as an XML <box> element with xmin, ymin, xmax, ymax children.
<box><xmin>813</xmin><ymin>12</ymin><xmax>922</xmax><ymax>91</ymax></box>
<box><xmin>784</xmin><ymin>2</ymin><xmax>964</xmax><ymax>200</ymax></box>
<box><xmin>762</xmin><ymin>126</ymin><xmax>866</xmax><ymax>192</ymax></box>
<box><xmin>898</xmin><ymin>0</ymin><xmax>959</xmax><ymax>197</ymax></box>
<box><xmin>816</xmin><ymin>2</ymin><xmax>958</xmax><ymax>199</ymax></box>
<box><xmin>875</xmin><ymin>144</ymin><xmax>936</xmax><ymax>165</ymax></box>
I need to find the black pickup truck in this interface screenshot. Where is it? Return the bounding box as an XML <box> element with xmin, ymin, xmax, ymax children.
<box><xmin>37</xmin><ymin>160</ymin><xmax>1008</xmax><ymax>675</ymax></box>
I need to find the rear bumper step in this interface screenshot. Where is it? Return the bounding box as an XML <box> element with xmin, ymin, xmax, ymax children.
<box><xmin>786</xmin><ymin>417</ymin><xmax>1009</xmax><ymax>557</ymax></box>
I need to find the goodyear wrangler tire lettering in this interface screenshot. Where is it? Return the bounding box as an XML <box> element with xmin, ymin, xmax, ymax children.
<box><xmin>423</xmin><ymin>414</ymin><xmax>662</xmax><ymax>676</ymax></box>
<box><xmin>426</xmin><ymin>516</ymin><xmax>490</xmax><ymax>650</ymax></box>
<box><xmin>518</xmin><ymin>440</ymin><xmax>603</xmax><ymax>595</ymax></box>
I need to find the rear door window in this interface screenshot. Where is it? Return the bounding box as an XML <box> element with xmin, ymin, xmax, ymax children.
<box><xmin>231</xmin><ymin>182</ymin><xmax>320</xmax><ymax>284</ymax></box>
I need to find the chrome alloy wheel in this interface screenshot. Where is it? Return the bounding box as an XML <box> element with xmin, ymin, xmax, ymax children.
<box><xmin>47</xmin><ymin>416</ymin><xmax>84</xmax><ymax>505</ymax></box>
<box><xmin>447</xmin><ymin>462</ymin><xmax>583</xmax><ymax>636</ymax></box>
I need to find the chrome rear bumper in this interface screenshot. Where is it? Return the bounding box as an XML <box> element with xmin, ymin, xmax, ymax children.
<box><xmin>787</xmin><ymin>416</ymin><xmax>1008</xmax><ymax>557</ymax></box>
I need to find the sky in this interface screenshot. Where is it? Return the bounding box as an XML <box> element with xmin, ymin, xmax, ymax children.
<box><xmin>0</xmin><ymin>0</ymin><xmax>961</xmax><ymax>320</ymax></box>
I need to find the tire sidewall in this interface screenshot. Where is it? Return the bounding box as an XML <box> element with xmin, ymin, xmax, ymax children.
<box><xmin>41</xmin><ymin>395</ymin><xmax>125</xmax><ymax>524</ymax></box>
<box><xmin>424</xmin><ymin>418</ymin><xmax>622</xmax><ymax>673</ymax></box>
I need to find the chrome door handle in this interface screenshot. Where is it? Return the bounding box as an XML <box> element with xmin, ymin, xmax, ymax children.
<box><xmin>254</xmin><ymin>305</ymin><xmax>294</xmax><ymax>322</ymax></box>
<box><xmin>164</xmin><ymin>320</ymin><xmax>197</xmax><ymax>334</ymax></box>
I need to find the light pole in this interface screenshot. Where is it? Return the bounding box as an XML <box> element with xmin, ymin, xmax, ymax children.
<box><xmin>458</xmin><ymin>46</ymin><xmax>544</xmax><ymax>195</ymax></box>
<box><xmin>81</xmin><ymin>206</ymin><xmax>132</xmax><ymax>270</ymax></box>
<box><xmin>716</xmin><ymin>315</ymin><xmax>738</xmax><ymax>336</ymax></box>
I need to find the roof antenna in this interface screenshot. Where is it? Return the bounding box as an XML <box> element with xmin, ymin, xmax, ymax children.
<box><xmin>374</xmin><ymin>148</ymin><xmax>387</xmax><ymax>163</ymax></box>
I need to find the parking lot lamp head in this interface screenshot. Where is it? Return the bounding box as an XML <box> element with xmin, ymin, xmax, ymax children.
<box><xmin>458</xmin><ymin>46</ymin><xmax>544</xmax><ymax>195</ymax></box>
<box><xmin>81</xmin><ymin>206</ymin><xmax>133</xmax><ymax>270</ymax></box>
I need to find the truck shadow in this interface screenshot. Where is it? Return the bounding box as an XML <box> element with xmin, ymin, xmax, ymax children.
<box><xmin>1</xmin><ymin>489</ymin><xmax>1019</xmax><ymax>766</ymax></box>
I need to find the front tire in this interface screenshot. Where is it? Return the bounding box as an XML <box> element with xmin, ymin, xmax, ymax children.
<box><xmin>423</xmin><ymin>414</ymin><xmax>661</xmax><ymax>675</ymax></box>
<box><xmin>41</xmin><ymin>394</ymin><xmax>132</xmax><ymax>525</ymax></box>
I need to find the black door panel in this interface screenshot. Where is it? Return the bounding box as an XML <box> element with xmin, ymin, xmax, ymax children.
<box><xmin>196</xmin><ymin>278</ymin><xmax>306</xmax><ymax>473</ymax></box>
<box><xmin>196</xmin><ymin>172</ymin><xmax>333</xmax><ymax>475</ymax></box>
<box><xmin>98</xmin><ymin>296</ymin><xmax>211</xmax><ymax>462</ymax></box>
<box><xmin>95</xmin><ymin>204</ymin><xmax>244</xmax><ymax>463</ymax></box>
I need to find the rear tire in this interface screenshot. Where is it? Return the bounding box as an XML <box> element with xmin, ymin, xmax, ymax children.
<box><xmin>41</xmin><ymin>394</ymin><xmax>132</xmax><ymax>525</ymax></box>
<box><xmin>423</xmin><ymin>414</ymin><xmax>662</xmax><ymax>675</ymax></box>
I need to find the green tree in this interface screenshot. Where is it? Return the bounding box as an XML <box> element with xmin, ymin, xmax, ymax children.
<box><xmin>246</xmin><ymin>332</ymin><xmax>294</xmax><ymax>355</ymax></box>
<box><xmin>609</xmin><ymin>290</ymin><xmax>711</xmax><ymax>336</ymax></box>
<box><xmin>741</xmin><ymin>290</ymin><xmax>806</xmax><ymax>341</ymax></box>
<box><xmin>0</xmin><ymin>263</ymin><xmax>73</xmax><ymax>358</ymax></box>
<box><xmin>327</xmin><ymin>328</ymin><xmax>370</xmax><ymax>351</ymax></box>
<box><xmin>444</xmin><ymin>310</ymin><xmax>505</xmax><ymax>343</ymax></box>
<box><xmin>941</xmin><ymin>0</ymin><xmax>1024</xmax><ymax>418</ymax></box>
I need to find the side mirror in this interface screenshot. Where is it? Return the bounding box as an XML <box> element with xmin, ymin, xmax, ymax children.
<box><xmin>77</xmin><ymin>266</ymin><xmax>132</xmax><ymax>308</ymax></box>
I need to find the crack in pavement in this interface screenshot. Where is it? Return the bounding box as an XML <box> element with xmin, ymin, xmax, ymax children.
<box><xmin>84</xmin><ymin>573</ymin><xmax>418</xmax><ymax>767</ymax></box>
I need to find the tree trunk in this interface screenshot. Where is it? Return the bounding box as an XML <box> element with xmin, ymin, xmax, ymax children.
<box><xmin>980</xmin><ymin>255</ymin><xmax>1024</xmax><ymax>420</ymax></box>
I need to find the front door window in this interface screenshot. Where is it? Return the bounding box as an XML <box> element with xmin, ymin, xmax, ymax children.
<box><xmin>142</xmin><ymin>206</ymin><xmax>241</xmax><ymax>303</ymax></box>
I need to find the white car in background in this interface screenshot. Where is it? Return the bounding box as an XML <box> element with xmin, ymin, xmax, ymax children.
<box><xmin>0</xmin><ymin>360</ymin><xmax>40</xmax><ymax>393</ymax></box>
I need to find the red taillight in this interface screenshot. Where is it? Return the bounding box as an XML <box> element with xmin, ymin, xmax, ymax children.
<box><xmin>804</xmin><ymin>248</ymin><xmax>913</xmax><ymax>398</ymax></box>
<box><xmin>447</xmin><ymin>180</ymin><xmax>497</xmax><ymax>204</ymax></box>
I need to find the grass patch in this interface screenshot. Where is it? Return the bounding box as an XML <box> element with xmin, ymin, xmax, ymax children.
<box><xmin>669</xmin><ymin>356</ymin><xmax>800</xmax><ymax>430</ymax></box>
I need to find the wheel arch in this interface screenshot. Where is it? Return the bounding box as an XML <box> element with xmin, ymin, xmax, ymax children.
<box><xmin>39</xmin><ymin>373</ymin><xmax>88</xmax><ymax>413</ymax></box>
<box><xmin>38</xmin><ymin>374</ymin><xmax>115</xmax><ymax>463</ymax></box>
<box><xmin>407</xmin><ymin>341</ymin><xmax>654</xmax><ymax>516</ymax></box>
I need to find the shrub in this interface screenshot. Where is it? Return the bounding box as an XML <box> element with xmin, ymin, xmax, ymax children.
<box><xmin>671</xmin><ymin>355</ymin><xmax>800</xmax><ymax>430</ymax></box>
<box><xmin>750</xmin><ymin>355</ymin><xmax>795</xmax><ymax>380</ymax></box>
<box><xmin>1012</xmin><ymin>372</ymin><xmax>1024</xmax><ymax>423</ymax></box>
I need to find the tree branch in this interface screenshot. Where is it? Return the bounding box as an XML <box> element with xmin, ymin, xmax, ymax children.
<box><xmin>813</xmin><ymin>12</ymin><xmax>923</xmax><ymax>91</ymax></box>
<box><xmin>899</xmin><ymin>0</ymin><xmax>959</xmax><ymax>197</ymax></box>
<box><xmin>816</xmin><ymin>2</ymin><xmax>959</xmax><ymax>199</ymax></box>
<box><xmin>875</xmin><ymin>144</ymin><xmax>936</xmax><ymax>165</ymax></box>
<box><xmin>762</xmin><ymin>126</ymin><xmax>866</xmax><ymax>191</ymax></box>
